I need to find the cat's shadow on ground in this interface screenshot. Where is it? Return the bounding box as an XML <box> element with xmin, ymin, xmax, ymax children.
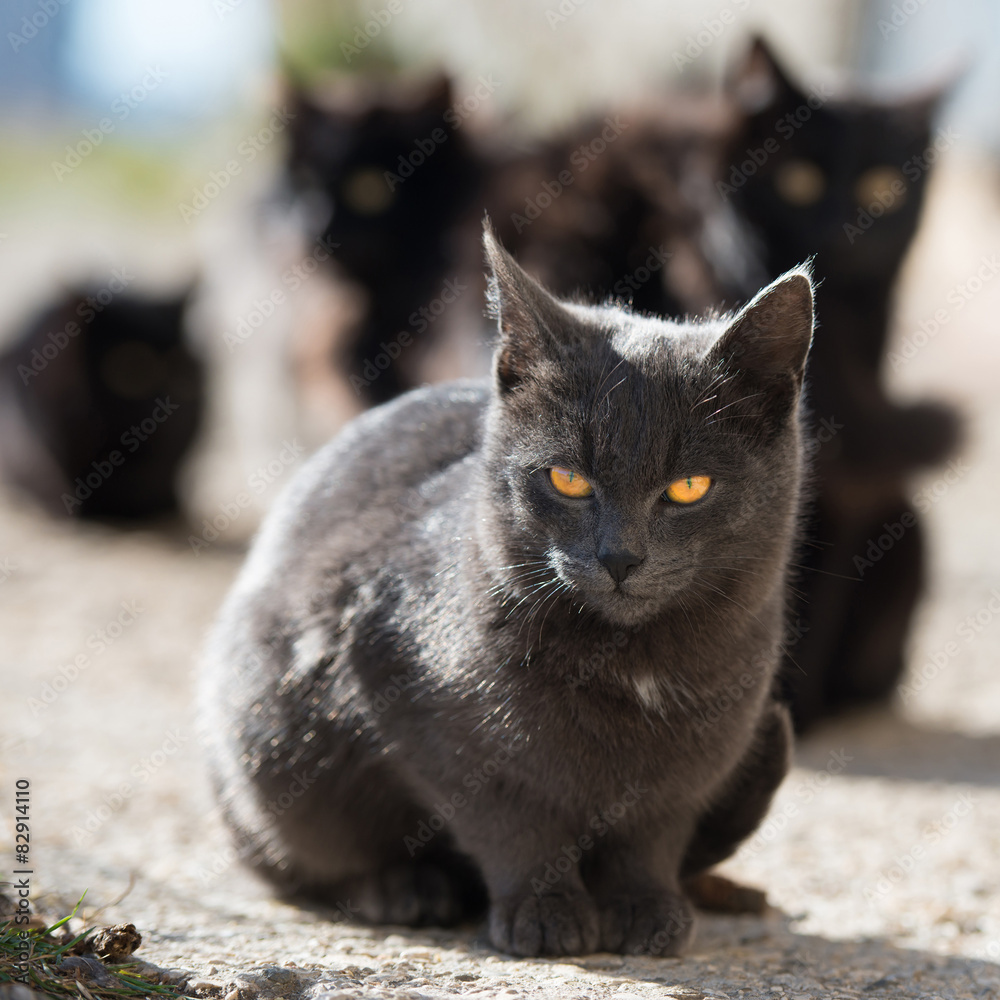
<box><xmin>793</xmin><ymin>705</ymin><xmax>1000</xmax><ymax>787</ymax></box>
<box><xmin>280</xmin><ymin>901</ymin><xmax>1000</xmax><ymax>998</ymax></box>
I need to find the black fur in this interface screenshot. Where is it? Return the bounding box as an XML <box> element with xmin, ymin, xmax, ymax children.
<box><xmin>487</xmin><ymin>101</ymin><xmax>765</xmax><ymax>321</ymax></box>
<box><xmin>0</xmin><ymin>287</ymin><xmax>204</xmax><ymax>519</ymax></box>
<box><xmin>285</xmin><ymin>75</ymin><xmax>483</xmax><ymax>403</ymax></box>
<box><xmin>200</xmin><ymin>225</ymin><xmax>812</xmax><ymax>956</ymax></box>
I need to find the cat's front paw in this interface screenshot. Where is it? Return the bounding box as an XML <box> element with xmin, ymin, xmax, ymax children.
<box><xmin>489</xmin><ymin>889</ymin><xmax>600</xmax><ymax>957</ymax></box>
<box><xmin>599</xmin><ymin>890</ymin><xmax>695</xmax><ymax>955</ymax></box>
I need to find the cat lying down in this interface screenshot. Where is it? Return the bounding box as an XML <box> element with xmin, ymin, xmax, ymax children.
<box><xmin>200</xmin><ymin>221</ymin><xmax>812</xmax><ymax>956</ymax></box>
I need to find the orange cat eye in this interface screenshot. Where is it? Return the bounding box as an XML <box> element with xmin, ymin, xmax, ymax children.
<box><xmin>664</xmin><ymin>475</ymin><xmax>712</xmax><ymax>504</ymax></box>
<box><xmin>549</xmin><ymin>467</ymin><xmax>593</xmax><ymax>498</ymax></box>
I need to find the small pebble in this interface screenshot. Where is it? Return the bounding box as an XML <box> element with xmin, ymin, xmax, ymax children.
<box><xmin>187</xmin><ymin>978</ymin><xmax>224</xmax><ymax>992</ymax></box>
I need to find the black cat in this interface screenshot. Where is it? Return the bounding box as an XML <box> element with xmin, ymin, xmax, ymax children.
<box><xmin>487</xmin><ymin>99</ymin><xmax>766</xmax><ymax>322</ymax></box>
<box><xmin>724</xmin><ymin>39</ymin><xmax>961</xmax><ymax>729</ymax></box>
<box><xmin>285</xmin><ymin>74</ymin><xmax>484</xmax><ymax>404</ymax></box>
<box><xmin>200</xmin><ymin>223</ymin><xmax>813</xmax><ymax>956</ymax></box>
<box><xmin>0</xmin><ymin>286</ymin><xmax>204</xmax><ymax>519</ymax></box>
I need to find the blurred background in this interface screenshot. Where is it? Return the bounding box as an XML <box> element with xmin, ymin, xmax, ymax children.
<box><xmin>0</xmin><ymin>0</ymin><xmax>996</xmax><ymax>532</ymax></box>
<box><xmin>0</xmin><ymin>0</ymin><xmax>996</xmax><ymax>527</ymax></box>
<box><xmin>2</xmin><ymin>0</ymin><xmax>1000</xmax><ymax>987</ymax></box>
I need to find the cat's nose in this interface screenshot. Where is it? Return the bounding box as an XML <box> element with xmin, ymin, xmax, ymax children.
<box><xmin>598</xmin><ymin>549</ymin><xmax>644</xmax><ymax>584</ymax></box>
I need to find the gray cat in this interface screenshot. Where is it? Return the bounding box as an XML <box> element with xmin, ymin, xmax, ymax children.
<box><xmin>199</xmin><ymin>222</ymin><xmax>813</xmax><ymax>957</ymax></box>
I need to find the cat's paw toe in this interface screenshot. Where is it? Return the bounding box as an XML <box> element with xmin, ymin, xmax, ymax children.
<box><xmin>338</xmin><ymin>861</ymin><xmax>475</xmax><ymax>927</ymax></box>
<box><xmin>599</xmin><ymin>891</ymin><xmax>694</xmax><ymax>955</ymax></box>
<box><xmin>489</xmin><ymin>890</ymin><xmax>599</xmax><ymax>956</ymax></box>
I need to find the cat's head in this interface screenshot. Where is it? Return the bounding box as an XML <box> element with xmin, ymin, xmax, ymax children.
<box><xmin>285</xmin><ymin>75</ymin><xmax>482</xmax><ymax>282</ymax></box>
<box><xmin>477</xmin><ymin>223</ymin><xmax>813</xmax><ymax>630</ymax></box>
<box><xmin>76</xmin><ymin>288</ymin><xmax>200</xmax><ymax>404</ymax></box>
<box><xmin>727</xmin><ymin>38</ymin><xmax>947</xmax><ymax>283</ymax></box>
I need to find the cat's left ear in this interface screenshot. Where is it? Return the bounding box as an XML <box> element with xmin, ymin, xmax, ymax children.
<box><xmin>483</xmin><ymin>218</ymin><xmax>576</xmax><ymax>394</ymax></box>
<box><xmin>707</xmin><ymin>267</ymin><xmax>814</xmax><ymax>415</ymax></box>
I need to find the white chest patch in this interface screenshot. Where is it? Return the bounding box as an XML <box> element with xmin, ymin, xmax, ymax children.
<box><xmin>632</xmin><ymin>672</ymin><xmax>663</xmax><ymax>712</ymax></box>
<box><xmin>283</xmin><ymin>626</ymin><xmax>329</xmax><ymax>688</ymax></box>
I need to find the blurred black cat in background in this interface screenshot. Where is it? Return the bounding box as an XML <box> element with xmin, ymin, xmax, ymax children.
<box><xmin>285</xmin><ymin>75</ymin><xmax>484</xmax><ymax>404</ymax></box>
<box><xmin>0</xmin><ymin>287</ymin><xmax>204</xmax><ymax>520</ymax></box>
<box><xmin>486</xmin><ymin>98</ymin><xmax>765</xmax><ymax>320</ymax></box>
<box><xmin>724</xmin><ymin>39</ymin><xmax>961</xmax><ymax>729</ymax></box>
<box><xmin>283</xmin><ymin>71</ymin><xmax>766</xmax><ymax>403</ymax></box>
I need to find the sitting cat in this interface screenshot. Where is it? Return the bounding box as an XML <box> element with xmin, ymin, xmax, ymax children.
<box><xmin>285</xmin><ymin>74</ymin><xmax>484</xmax><ymax>404</ymax></box>
<box><xmin>200</xmin><ymin>222</ymin><xmax>813</xmax><ymax>956</ymax></box>
<box><xmin>724</xmin><ymin>39</ymin><xmax>962</xmax><ymax>729</ymax></box>
<box><xmin>0</xmin><ymin>286</ymin><xmax>204</xmax><ymax>519</ymax></box>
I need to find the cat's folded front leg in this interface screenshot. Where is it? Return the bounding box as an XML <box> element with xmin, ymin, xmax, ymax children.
<box><xmin>587</xmin><ymin>829</ymin><xmax>696</xmax><ymax>956</ymax></box>
<box><xmin>455</xmin><ymin>820</ymin><xmax>600</xmax><ymax>956</ymax></box>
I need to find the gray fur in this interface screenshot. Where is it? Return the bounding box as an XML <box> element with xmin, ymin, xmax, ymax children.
<box><xmin>199</xmin><ymin>223</ymin><xmax>813</xmax><ymax>957</ymax></box>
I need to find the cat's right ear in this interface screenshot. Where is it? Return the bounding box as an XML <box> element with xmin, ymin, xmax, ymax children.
<box><xmin>483</xmin><ymin>218</ymin><xmax>572</xmax><ymax>394</ymax></box>
<box><xmin>707</xmin><ymin>266</ymin><xmax>814</xmax><ymax>422</ymax></box>
<box><xmin>731</xmin><ymin>37</ymin><xmax>800</xmax><ymax>113</ymax></box>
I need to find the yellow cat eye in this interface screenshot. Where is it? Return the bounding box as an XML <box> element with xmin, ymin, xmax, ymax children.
<box><xmin>774</xmin><ymin>159</ymin><xmax>826</xmax><ymax>206</ymax></box>
<box><xmin>549</xmin><ymin>467</ymin><xmax>594</xmax><ymax>498</ymax></box>
<box><xmin>664</xmin><ymin>475</ymin><xmax>712</xmax><ymax>504</ymax></box>
<box><xmin>853</xmin><ymin>166</ymin><xmax>907</xmax><ymax>213</ymax></box>
<box><xmin>342</xmin><ymin>168</ymin><xmax>395</xmax><ymax>214</ymax></box>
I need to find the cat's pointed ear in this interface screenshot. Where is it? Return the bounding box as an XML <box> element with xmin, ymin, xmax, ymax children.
<box><xmin>731</xmin><ymin>37</ymin><xmax>801</xmax><ymax>113</ymax></box>
<box><xmin>483</xmin><ymin>218</ymin><xmax>573</xmax><ymax>394</ymax></box>
<box><xmin>708</xmin><ymin>266</ymin><xmax>814</xmax><ymax>401</ymax></box>
<box><xmin>419</xmin><ymin>73</ymin><xmax>455</xmax><ymax>116</ymax></box>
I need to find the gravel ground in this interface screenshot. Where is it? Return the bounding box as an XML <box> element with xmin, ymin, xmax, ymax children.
<box><xmin>2</xmin><ymin>158</ymin><xmax>999</xmax><ymax>1000</ymax></box>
